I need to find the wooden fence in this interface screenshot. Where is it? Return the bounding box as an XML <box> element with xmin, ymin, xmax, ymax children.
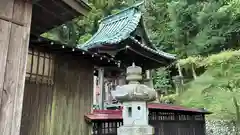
<box><xmin>86</xmin><ymin>105</ymin><xmax>208</xmax><ymax>135</ymax></box>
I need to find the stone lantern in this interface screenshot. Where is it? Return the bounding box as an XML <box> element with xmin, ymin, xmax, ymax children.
<box><xmin>113</xmin><ymin>63</ymin><xmax>156</xmax><ymax>135</ymax></box>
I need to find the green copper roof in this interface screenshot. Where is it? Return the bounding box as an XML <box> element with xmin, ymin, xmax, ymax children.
<box><xmin>78</xmin><ymin>2</ymin><xmax>143</xmax><ymax>50</ymax></box>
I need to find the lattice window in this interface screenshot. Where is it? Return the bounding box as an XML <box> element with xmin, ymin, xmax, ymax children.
<box><xmin>177</xmin><ymin>114</ymin><xmax>193</xmax><ymax>121</ymax></box>
<box><xmin>26</xmin><ymin>48</ymin><xmax>55</xmax><ymax>85</ymax></box>
<box><xmin>194</xmin><ymin>114</ymin><xmax>204</xmax><ymax>121</ymax></box>
<box><xmin>91</xmin><ymin>112</ymin><xmax>206</xmax><ymax>135</ymax></box>
<box><xmin>92</xmin><ymin>121</ymin><xmax>123</xmax><ymax>135</ymax></box>
<box><xmin>149</xmin><ymin>111</ymin><xmax>176</xmax><ymax>121</ymax></box>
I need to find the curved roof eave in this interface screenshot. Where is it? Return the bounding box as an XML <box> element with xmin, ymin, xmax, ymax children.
<box><xmin>78</xmin><ymin>7</ymin><xmax>142</xmax><ymax>50</ymax></box>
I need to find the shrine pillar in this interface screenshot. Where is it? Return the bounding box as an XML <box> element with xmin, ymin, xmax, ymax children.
<box><xmin>93</xmin><ymin>76</ymin><xmax>98</xmax><ymax>105</ymax></box>
<box><xmin>114</xmin><ymin>63</ymin><xmax>156</xmax><ymax>135</ymax></box>
<box><xmin>0</xmin><ymin>0</ymin><xmax>32</xmax><ymax>135</ymax></box>
<box><xmin>98</xmin><ymin>68</ymin><xmax>105</xmax><ymax>109</ymax></box>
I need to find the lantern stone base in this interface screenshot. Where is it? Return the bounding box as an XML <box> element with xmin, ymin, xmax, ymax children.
<box><xmin>117</xmin><ymin>125</ymin><xmax>154</xmax><ymax>135</ymax></box>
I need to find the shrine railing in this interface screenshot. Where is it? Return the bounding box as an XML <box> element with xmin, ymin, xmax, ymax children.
<box><xmin>85</xmin><ymin>103</ymin><xmax>210</xmax><ymax>135</ymax></box>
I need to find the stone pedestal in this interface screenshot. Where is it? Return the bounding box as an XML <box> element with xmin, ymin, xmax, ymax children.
<box><xmin>114</xmin><ymin>63</ymin><xmax>156</xmax><ymax>135</ymax></box>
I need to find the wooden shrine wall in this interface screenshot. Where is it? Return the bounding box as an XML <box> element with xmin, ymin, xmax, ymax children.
<box><xmin>20</xmin><ymin>48</ymin><xmax>94</xmax><ymax>135</ymax></box>
<box><xmin>0</xmin><ymin>1</ymin><xmax>32</xmax><ymax>135</ymax></box>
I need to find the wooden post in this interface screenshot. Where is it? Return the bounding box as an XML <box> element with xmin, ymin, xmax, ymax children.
<box><xmin>105</xmin><ymin>81</ymin><xmax>109</xmax><ymax>104</ymax></box>
<box><xmin>144</xmin><ymin>70</ymin><xmax>154</xmax><ymax>88</ymax></box>
<box><xmin>98</xmin><ymin>68</ymin><xmax>105</xmax><ymax>109</ymax></box>
<box><xmin>118</xmin><ymin>75</ymin><xmax>126</xmax><ymax>86</ymax></box>
<box><xmin>93</xmin><ymin>76</ymin><xmax>97</xmax><ymax>105</ymax></box>
<box><xmin>144</xmin><ymin>70</ymin><xmax>159</xmax><ymax>103</ymax></box>
<box><xmin>0</xmin><ymin>0</ymin><xmax>32</xmax><ymax>135</ymax></box>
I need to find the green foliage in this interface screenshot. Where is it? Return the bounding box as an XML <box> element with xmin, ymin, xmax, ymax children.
<box><xmin>153</xmin><ymin>68</ymin><xmax>171</xmax><ymax>90</ymax></box>
<box><xmin>178</xmin><ymin>56</ymin><xmax>203</xmax><ymax>69</ymax></box>
<box><xmin>160</xmin><ymin>94</ymin><xmax>178</xmax><ymax>104</ymax></box>
<box><xmin>41</xmin><ymin>21</ymin><xmax>82</xmax><ymax>47</ymax></box>
<box><xmin>178</xmin><ymin>49</ymin><xmax>240</xmax><ymax>68</ymax></box>
<box><xmin>204</xmin><ymin>50</ymin><xmax>240</xmax><ymax>67</ymax></box>
<box><xmin>78</xmin><ymin>33</ymin><xmax>92</xmax><ymax>44</ymax></box>
<box><xmin>177</xmin><ymin>50</ymin><xmax>240</xmax><ymax>120</ymax></box>
<box><xmin>143</xmin><ymin>0</ymin><xmax>174</xmax><ymax>52</ymax></box>
<box><xmin>143</xmin><ymin>0</ymin><xmax>240</xmax><ymax>58</ymax></box>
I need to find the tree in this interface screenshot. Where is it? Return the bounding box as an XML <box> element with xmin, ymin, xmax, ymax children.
<box><xmin>143</xmin><ymin>0</ymin><xmax>175</xmax><ymax>53</ymax></box>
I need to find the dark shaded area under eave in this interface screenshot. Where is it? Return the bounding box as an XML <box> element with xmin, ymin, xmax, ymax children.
<box><xmin>29</xmin><ymin>34</ymin><xmax>120</xmax><ymax>68</ymax></box>
<box><xmin>78</xmin><ymin>2</ymin><xmax>176</xmax><ymax>70</ymax></box>
<box><xmin>31</xmin><ymin>0</ymin><xmax>90</xmax><ymax>36</ymax></box>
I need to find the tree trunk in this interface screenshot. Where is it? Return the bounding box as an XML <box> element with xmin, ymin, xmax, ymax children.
<box><xmin>177</xmin><ymin>63</ymin><xmax>183</xmax><ymax>85</ymax></box>
<box><xmin>192</xmin><ymin>64</ymin><xmax>197</xmax><ymax>79</ymax></box>
<box><xmin>0</xmin><ymin>1</ymin><xmax>32</xmax><ymax>135</ymax></box>
<box><xmin>156</xmin><ymin>91</ymin><xmax>161</xmax><ymax>103</ymax></box>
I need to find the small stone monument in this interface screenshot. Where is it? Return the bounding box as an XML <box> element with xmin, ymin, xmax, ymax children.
<box><xmin>172</xmin><ymin>75</ymin><xmax>184</xmax><ymax>94</ymax></box>
<box><xmin>113</xmin><ymin>63</ymin><xmax>156</xmax><ymax>135</ymax></box>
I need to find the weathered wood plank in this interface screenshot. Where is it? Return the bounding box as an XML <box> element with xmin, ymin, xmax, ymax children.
<box><xmin>51</xmin><ymin>54</ymin><xmax>94</xmax><ymax>135</ymax></box>
<box><xmin>86</xmin><ymin>66</ymin><xmax>94</xmax><ymax>135</ymax></box>
<box><xmin>0</xmin><ymin>0</ymin><xmax>21</xmax><ymax>133</ymax></box>
<box><xmin>11</xmin><ymin>1</ymin><xmax>32</xmax><ymax>135</ymax></box>
<box><xmin>0</xmin><ymin>0</ymin><xmax>14</xmax><ymax>119</ymax></box>
<box><xmin>21</xmin><ymin>82</ymin><xmax>54</xmax><ymax>135</ymax></box>
<box><xmin>0</xmin><ymin>1</ymin><xmax>32</xmax><ymax>135</ymax></box>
